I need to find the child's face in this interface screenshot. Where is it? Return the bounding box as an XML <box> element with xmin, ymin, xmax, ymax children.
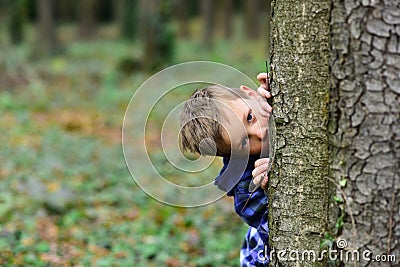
<box><xmin>221</xmin><ymin>92</ymin><xmax>270</xmax><ymax>156</ymax></box>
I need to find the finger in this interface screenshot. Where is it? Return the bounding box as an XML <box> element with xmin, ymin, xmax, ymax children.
<box><xmin>261</xmin><ymin>174</ymin><xmax>269</xmax><ymax>190</ymax></box>
<box><xmin>255</xmin><ymin>158</ymin><xmax>269</xmax><ymax>167</ymax></box>
<box><xmin>257</xmin><ymin>73</ymin><xmax>269</xmax><ymax>82</ymax></box>
<box><xmin>258</xmin><ymin>97</ymin><xmax>272</xmax><ymax>113</ymax></box>
<box><xmin>252</xmin><ymin>162</ymin><xmax>269</xmax><ymax>177</ymax></box>
<box><xmin>263</xmin><ymin>82</ymin><xmax>270</xmax><ymax>91</ymax></box>
<box><xmin>257</xmin><ymin>77</ymin><xmax>268</xmax><ymax>90</ymax></box>
<box><xmin>265</xmin><ymin>103</ymin><xmax>272</xmax><ymax>113</ymax></box>
<box><xmin>257</xmin><ymin>86</ymin><xmax>271</xmax><ymax>98</ymax></box>
<box><xmin>254</xmin><ymin>163</ymin><xmax>269</xmax><ymax>176</ymax></box>
<box><xmin>253</xmin><ymin>172</ymin><xmax>268</xmax><ymax>188</ymax></box>
<box><xmin>252</xmin><ymin>173</ymin><xmax>263</xmax><ymax>185</ymax></box>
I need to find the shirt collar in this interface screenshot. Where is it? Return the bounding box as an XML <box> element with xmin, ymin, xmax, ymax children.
<box><xmin>214</xmin><ymin>155</ymin><xmax>259</xmax><ymax>192</ymax></box>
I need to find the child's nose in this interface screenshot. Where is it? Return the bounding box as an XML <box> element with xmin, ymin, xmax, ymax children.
<box><xmin>258</xmin><ymin>127</ymin><xmax>267</xmax><ymax>139</ymax></box>
<box><xmin>250</xmin><ymin>125</ymin><xmax>266</xmax><ymax>140</ymax></box>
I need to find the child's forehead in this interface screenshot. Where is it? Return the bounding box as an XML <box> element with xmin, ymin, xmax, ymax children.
<box><xmin>220</xmin><ymin>100</ymin><xmax>249</xmax><ymax>140</ymax></box>
<box><xmin>220</xmin><ymin>97</ymin><xmax>252</xmax><ymax>114</ymax></box>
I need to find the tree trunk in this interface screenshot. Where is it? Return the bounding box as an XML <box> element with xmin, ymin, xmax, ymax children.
<box><xmin>245</xmin><ymin>0</ymin><xmax>260</xmax><ymax>39</ymax></box>
<box><xmin>142</xmin><ymin>0</ymin><xmax>174</xmax><ymax>71</ymax></box>
<box><xmin>330</xmin><ymin>0</ymin><xmax>400</xmax><ymax>265</ymax></box>
<box><xmin>269</xmin><ymin>0</ymin><xmax>400</xmax><ymax>266</ymax></box>
<box><xmin>119</xmin><ymin>0</ymin><xmax>138</xmax><ymax>40</ymax></box>
<box><xmin>77</xmin><ymin>0</ymin><xmax>97</xmax><ymax>39</ymax></box>
<box><xmin>8</xmin><ymin>1</ymin><xmax>25</xmax><ymax>44</ymax></box>
<box><xmin>202</xmin><ymin>0</ymin><xmax>214</xmax><ymax>48</ymax></box>
<box><xmin>175</xmin><ymin>0</ymin><xmax>189</xmax><ymax>38</ymax></box>
<box><xmin>112</xmin><ymin>0</ymin><xmax>123</xmax><ymax>22</ymax></box>
<box><xmin>220</xmin><ymin>0</ymin><xmax>233</xmax><ymax>39</ymax></box>
<box><xmin>268</xmin><ymin>0</ymin><xmax>332</xmax><ymax>266</ymax></box>
<box><xmin>265</xmin><ymin>0</ymin><xmax>271</xmax><ymax>61</ymax></box>
<box><xmin>142</xmin><ymin>0</ymin><xmax>159</xmax><ymax>67</ymax></box>
<box><xmin>36</xmin><ymin>0</ymin><xmax>58</xmax><ymax>56</ymax></box>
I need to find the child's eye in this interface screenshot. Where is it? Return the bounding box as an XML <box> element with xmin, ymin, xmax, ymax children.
<box><xmin>247</xmin><ymin>110</ymin><xmax>254</xmax><ymax>123</ymax></box>
<box><xmin>241</xmin><ymin>138</ymin><xmax>249</xmax><ymax>148</ymax></box>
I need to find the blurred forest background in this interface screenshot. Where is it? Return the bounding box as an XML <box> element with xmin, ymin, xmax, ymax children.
<box><xmin>0</xmin><ymin>0</ymin><xmax>270</xmax><ymax>266</ymax></box>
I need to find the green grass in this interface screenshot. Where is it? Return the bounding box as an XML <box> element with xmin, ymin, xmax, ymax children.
<box><xmin>0</xmin><ymin>22</ymin><xmax>266</xmax><ymax>266</ymax></box>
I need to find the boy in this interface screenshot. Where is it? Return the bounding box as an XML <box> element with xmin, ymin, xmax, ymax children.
<box><xmin>179</xmin><ymin>73</ymin><xmax>272</xmax><ymax>266</ymax></box>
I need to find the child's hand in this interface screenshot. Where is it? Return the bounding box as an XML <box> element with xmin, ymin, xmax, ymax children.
<box><xmin>257</xmin><ymin>72</ymin><xmax>270</xmax><ymax>93</ymax></box>
<box><xmin>256</xmin><ymin>73</ymin><xmax>272</xmax><ymax>116</ymax></box>
<box><xmin>252</xmin><ymin>158</ymin><xmax>269</xmax><ymax>190</ymax></box>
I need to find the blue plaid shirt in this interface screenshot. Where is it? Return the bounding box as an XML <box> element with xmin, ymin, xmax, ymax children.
<box><xmin>215</xmin><ymin>156</ymin><xmax>270</xmax><ymax>266</ymax></box>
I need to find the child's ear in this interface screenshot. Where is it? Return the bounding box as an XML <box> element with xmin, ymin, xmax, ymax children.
<box><xmin>239</xmin><ymin>85</ymin><xmax>258</xmax><ymax>97</ymax></box>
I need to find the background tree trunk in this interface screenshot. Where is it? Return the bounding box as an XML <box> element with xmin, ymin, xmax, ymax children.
<box><xmin>36</xmin><ymin>0</ymin><xmax>59</xmax><ymax>56</ymax></box>
<box><xmin>202</xmin><ymin>0</ymin><xmax>214</xmax><ymax>48</ymax></box>
<box><xmin>119</xmin><ymin>0</ymin><xmax>138</xmax><ymax>40</ymax></box>
<box><xmin>77</xmin><ymin>0</ymin><xmax>97</xmax><ymax>39</ymax></box>
<box><xmin>8</xmin><ymin>0</ymin><xmax>25</xmax><ymax>44</ymax></box>
<box><xmin>244</xmin><ymin>0</ymin><xmax>261</xmax><ymax>39</ymax></box>
<box><xmin>330</xmin><ymin>0</ymin><xmax>400</xmax><ymax>265</ymax></box>
<box><xmin>142</xmin><ymin>0</ymin><xmax>159</xmax><ymax>69</ymax></box>
<box><xmin>175</xmin><ymin>0</ymin><xmax>189</xmax><ymax>39</ymax></box>
<box><xmin>142</xmin><ymin>0</ymin><xmax>175</xmax><ymax>71</ymax></box>
<box><xmin>220</xmin><ymin>0</ymin><xmax>233</xmax><ymax>39</ymax></box>
<box><xmin>268</xmin><ymin>0</ymin><xmax>332</xmax><ymax>266</ymax></box>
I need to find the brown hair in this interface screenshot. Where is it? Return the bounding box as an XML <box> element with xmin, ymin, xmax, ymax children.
<box><xmin>179</xmin><ymin>85</ymin><xmax>248</xmax><ymax>157</ymax></box>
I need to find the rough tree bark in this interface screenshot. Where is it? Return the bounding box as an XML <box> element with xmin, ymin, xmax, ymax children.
<box><xmin>330</xmin><ymin>0</ymin><xmax>400</xmax><ymax>265</ymax></box>
<box><xmin>268</xmin><ymin>0</ymin><xmax>400</xmax><ymax>266</ymax></box>
<box><xmin>268</xmin><ymin>0</ymin><xmax>332</xmax><ymax>266</ymax></box>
